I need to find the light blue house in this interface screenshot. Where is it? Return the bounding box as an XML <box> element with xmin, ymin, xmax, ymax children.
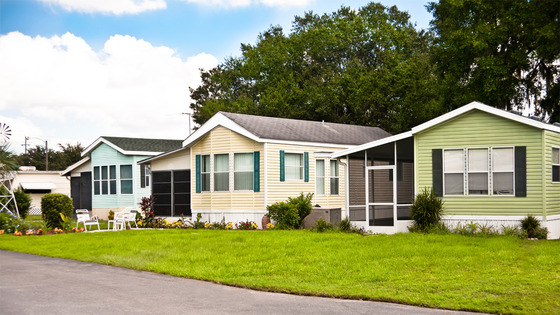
<box><xmin>62</xmin><ymin>136</ymin><xmax>182</xmax><ymax>219</ymax></box>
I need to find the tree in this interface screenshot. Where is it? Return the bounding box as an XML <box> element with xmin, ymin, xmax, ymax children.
<box><xmin>0</xmin><ymin>145</ymin><xmax>18</xmax><ymax>178</ymax></box>
<box><xmin>428</xmin><ymin>0</ymin><xmax>560</xmax><ymax>122</ymax></box>
<box><xmin>16</xmin><ymin>143</ymin><xmax>84</xmax><ymax>171</ymax></box>
<box><xmin>190</xmin><ymin>2</ymin><xmax>442</xmax><ymax>134</ymax></box>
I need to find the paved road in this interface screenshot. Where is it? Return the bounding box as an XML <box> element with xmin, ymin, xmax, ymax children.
<box><xmin>0</xmin><ymin>250</ymin><xmax>479</xmax><ymax>315</ymax></box>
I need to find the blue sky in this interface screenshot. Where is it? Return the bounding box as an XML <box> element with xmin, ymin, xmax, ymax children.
<box><xmin>0</xmin><ymin>0</ymin><xmax>432</xmax><ymax>156</ymax></box>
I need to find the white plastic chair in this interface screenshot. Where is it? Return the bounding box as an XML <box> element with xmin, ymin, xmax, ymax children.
<box><xmin>111</xmin><ymin>211</ymin><xmax>125</xmax><ymax>231</ymax></box>
<box><xmin>75</xmin><ymin>209</ymin><xmax>100</xmax><ymax>231</ymax></box>
<box><xmin>123</xmin><ymin>209</ymin><xmax>139</xmax><ymax>229</ymax></box>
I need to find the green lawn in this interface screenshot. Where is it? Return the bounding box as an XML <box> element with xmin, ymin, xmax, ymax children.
<box><xmin>0</xmin><ymin>230</ymin><xmax>558</xmax><ymax>314</ymax></box>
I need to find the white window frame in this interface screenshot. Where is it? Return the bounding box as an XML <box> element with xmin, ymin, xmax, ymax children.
<box><xmin>285</xmin><ymin>152</ymin><xmax>304</xmax><ymax>181</ymax></box>
<box><xmin>443</xmin><ymin>149</ymin><xmax>465</xmax><ymax>196</ymax></box>
<box><xmin>144</xmin><ymin>164</ymin><xmax>150</xmax><ymax>187</ymax></box>
<box><xmin>467</xmin><ymin>148</ymin><xmax>489</xmax><ymax>196</ymax></box>
<box><xmin>93</xmin><ymin>165</ymin><xmax>117</xmax><ymax>196</ymax></box>
<box><xmin>553</xmin><ymin>147</ymin><xmax>560</xmax><ymax>183</ymax></box>
<box><xmin>119</xmin><ymin>164</ymin><xmax>133</xmax><ymax>195</ymax></box>
<box><xmin>330</xmin><ymin>159</ymin><xmax>339</xmax><ymax>195</ymax></box>
<box><xmin>234</xmin><ymin>152</ymin><xmax>253</xmax><ymax>191</ymax></box>
<box><xmin>316</xmin><ymin>159</ymin><xmax>325</xmax><ymax>195</ymax></box>
<box><xmin>214</xmin><ymin>153</ymin><xmax>230</xmax><ymax>192</ymax></box>
<box><xmin>491</xmin><ymin>147</ymin><xmax>515</xmax><ymax>196</ymax></box>
<box><xmin>201</xmin><ymin>154</ymin><xmax>210</xmax><ymax>192</ymax></box>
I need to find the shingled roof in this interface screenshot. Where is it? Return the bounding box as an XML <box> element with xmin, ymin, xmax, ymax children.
<box><xmin>220</xmin><ymin>112</ymin><xmax>391</xmax><ymax>145</ymax></box>
<box><xmin>101</xmin><ymin>136</ymin><xmax>183</xmax><ymax>153</ymax></box>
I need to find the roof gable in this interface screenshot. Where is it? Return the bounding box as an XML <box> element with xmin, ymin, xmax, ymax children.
<box><xmin>183</xmin><ymin>112</ymin><xmax>391</xmax><ymax>148</ymax></box>
<box><xmin>83</xmin><ymin>136</ymin><xmax>183</xmax><ymax>157</ymax></box>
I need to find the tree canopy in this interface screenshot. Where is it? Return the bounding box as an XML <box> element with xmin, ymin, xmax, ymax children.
<box><xmin>428</xmin><ymin>0</ymin><xmax>560</xmax><ymax>122</ymax></box>
<box><xmin>189</xmin><ymin>2</ymin><xmax>442</xmax><ymax>134</ymax></box>
<box><xmin>16</xmin><ymin>143</ymin><xmax>83</xmax><ymax>171</ymax></box>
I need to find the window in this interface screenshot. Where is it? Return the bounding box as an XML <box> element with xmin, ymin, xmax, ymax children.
<box><xmin>93</xmin><ymin>166</ymin><xmax>100</xmax><ymax>195</ymax></box>
<box><xmin>444</xmin><ymin>149</ymin><xmax>464</xmax><ymax>195</ymax></box>
<box><xmin>201</xmin><ymin>155</ymin><xmax>210</xmax><ymax>191</ymax></box>
<box><xmin>214</xmin><ymin>154</ymin><xmax>229</xmax><ymax>191</ymax></box>
<box><xmin>330</xmin><ymin>160</ymin><xmax>339</xmax><ymax>195</ymax></box>
<box><xmin>468</xmin><ymin>149</ymin><xmax>488</xmax><ymax>195</ymax></box>
<box><xmin>140</xmin><ymin>164</ymin><xmax>150</xmax><ymax>188</ymax></box>
<box><xmin>101</xmin><ymin>166</ymin><xmax>108</xmax><ymax>194</ymax></box>
<box><xmin>492</xmin><ymin>148</ymin><xmax>514</xmax><ymax>195</ymax></box>
<box><xmin>285</xmin><ymin>153</ymin><xmax>303</xmax><ymax>180</ymax></box>
<box><xmin>120</xmin><ymin>165</ymin><xmax>133</xmax><ymax>194</ymax></box>
<box><xmin>316</xmin><ymin>160</ymin><xmax>325</xmax><ymax>195</ymax></box>
<box><xmin>234</xmin><ymin>153</ymin><xmax>253</xmax><ymax>190</ymax></box>
<box><xmin>109</xmin><ymin>165</ymin><xmax>117</xmax><ymax>194</ymax></box>
<box><xmin>553</xmin><ymin>148</ymin><xmax>560</xmax><ymax>182</ymax></box>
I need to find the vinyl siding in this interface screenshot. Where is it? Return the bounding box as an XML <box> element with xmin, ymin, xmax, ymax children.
<box><xmin>544</xmin><ymin>130</ymin><xmax>560</xmax><ymax>216</ymax></box>
<box><xmin>91</xmin><ymin>143</ymin><xmax>152</xmax><ymax>209</ymax></box>
<box><xmin>191</xmin><ymin>126</ymin><xmax>264</xmax><ymax>211</ymax></box>
<box><xmin>266</xmin><ymin>143</ymin><xmax>346</xmax><ymax>208</ymax></box>
<box><xmin>415</xmin><ymin>110</ymin><xmax>544</xmax><ymax>216</ymax></box>
<box><xmin>150</xmin><ymin>149</ymin><xmax>190</xmax><ymax>171</ymax></box>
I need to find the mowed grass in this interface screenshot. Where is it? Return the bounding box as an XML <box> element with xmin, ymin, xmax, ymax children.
<box><xmin>0</xmin><ymin>230</ymin><xmax>558</xmax><ymax>314</ymax></box>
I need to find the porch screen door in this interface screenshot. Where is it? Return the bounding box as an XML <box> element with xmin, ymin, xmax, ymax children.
<box><xmin>367</xmin><ymin>166</ymin><xmax>395</xmax><ymax>226</ymax></box>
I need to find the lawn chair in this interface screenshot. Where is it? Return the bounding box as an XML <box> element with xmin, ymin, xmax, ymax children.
<box><xmin>76</xmin><ymin>209</ymin><xmax>100</xmax><ymax>231</ymax></box>
<box><xmin>123</xmin><ymin>208</ymin><xmax>139</xmax><ymax>229</ymax></box>
<box><xmin>109</xmin><ymin>210</ymin><xmax>125</xmax><ymax>231</ymax></box>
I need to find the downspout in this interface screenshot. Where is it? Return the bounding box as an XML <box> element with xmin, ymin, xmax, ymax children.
<box><xmin>337</xmin><ymin>156</ymin><xmax>350</xmax><ymax>219</ymax></box>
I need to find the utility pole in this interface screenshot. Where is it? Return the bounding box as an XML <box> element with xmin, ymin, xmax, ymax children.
<box><xmin>23</xmin><ymin>136</ymin><xmax>29</xmax><ymax>154</ymax></box>
<box><xmin>181</xmin><ymin>112</ymin><xmax>192</xmax><ymax>136</ymax></box>
<box><xmin>45</xmin><ymin>140</ymin><xmax>48</xmax><ymax>171</ymax></box>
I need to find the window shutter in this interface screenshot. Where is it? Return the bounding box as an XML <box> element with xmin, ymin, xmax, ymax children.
<box><xmin>304</xmin><ymin>152</ymin><xmax>309</xmax><ymax>182</ymax></box>
<box><xmin>254</xmin><ymin>151</ymin><xmax>260</xmax><ymax>192</ymax></box>
<box><xmin>515</xmin><ymin>146</ymin><xmax>526</xmax><ymax>197</ymax></box>
<box><xmin>140</xmin><ymin>165</ymin><xmax>146</xmax><ymax>188</ymax></box>
<box><xmin>280</xmin><ymin>150</ymin><xmax>285</xmax><ymax>182</ymax></box>
<box><xmin>432</xmin><ymin>149</ymin><xmax>443</xmax><ymax>197</ymax></box>
<box><xmin>195</xmin><ymin>155</ymin><xmax>201</xmax><ymax>193</ymax></box>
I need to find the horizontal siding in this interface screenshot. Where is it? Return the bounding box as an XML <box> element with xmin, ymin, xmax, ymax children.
<box><xmin>191</xmin><ymin>126</ymin><xmax>264</xmax><ymax>211</ymax></box>
<box><xmin>266</xmin><ymin>143</ymin><xmax>346</xmax><ymax>208</ymax></box>
<box><xmin>150</xmin><ymin>149</ymin><xmax>190</xmax><ymax>171</ymax></box>
<box><xmin>545</xmin><ymin>131</ymin><xmax>560</xmax><ymax>216</ymax></box>
<box><xmin>416</xmin><ymin>110</ymin><xmax>544</xmax><ymax>216</ymax></box>
<box><xmin>91</xmin><ymin>143</ymin><xmax>152</xmax><ymax>209</ymax></box>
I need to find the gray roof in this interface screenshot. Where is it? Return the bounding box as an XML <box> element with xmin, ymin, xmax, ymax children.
<box><xmin>102</xmin><ymin>136</ymin><xmax>183</xmax><ymax>153</ymax></box>
<box><xmin>221</xmin><ymin>112</ymin><xmax>391</xmax><ymax>145</ymax></box>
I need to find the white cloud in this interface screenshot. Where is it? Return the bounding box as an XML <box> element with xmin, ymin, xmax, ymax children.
<box><xmin>0</xmin><ymin>32</ymin><xmax>218</xmax><ymax>153</ymax></box>
<box><xmin>37</xmin><ymin>0</ymin><xmax>167</xmax><ymax>15</ymax></box>
<box><xmin>183</xmin><ymin>0</ymin><xmax>311</xmax><ymax>8</ymax></box>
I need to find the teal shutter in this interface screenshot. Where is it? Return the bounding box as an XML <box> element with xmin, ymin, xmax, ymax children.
<box><xmin>195</xmin><ymin>155</ymin><xmax>201</xmax><ymax>193</ymax></box>
<box><xmin>432</xmin><ymin>149</ymin><xmax>443</xmax><ymax>197</ymax></box>
<box><xmin>304</xmin><ymin>152</ymin><xmax>309</xmax><ymax>182</ymax></box>
<box><xmin>280</xmin><ymin>150</ymin><xmax>285</xmax><ymax>182</ymax></box>
<box><xmin>515</xmin><ymin>146</ymin><xmax>526</xmax><ymax>197</ymax></box>
<box><xmin>254</xmin><ymin>151</ymin><xmax>260</xmax><ymax>192</ymax></box>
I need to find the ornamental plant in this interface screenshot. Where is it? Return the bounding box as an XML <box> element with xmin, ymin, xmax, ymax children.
<box><xmin>139</xmin><ymin>196</ymin><xmax>155</xmax><ymax>227</ymax></box>
<box><xmin>409</xmin><ymin>187</ymin><xmax>444</xmax><ymax>232</ymax></box>
<box><xmin>236</xmin><ymin>220</ymin><xmax>258</xmax><ymax>230</ymax></box>
<box><xmin>41</xmin><ymin>193</ymin><xmax>73</xmax><ymax>229</ymax></box>
<box><xmin>266</xmin><ymin>193</ymin><xmax>313</xmax><ymax>229</ymax></box>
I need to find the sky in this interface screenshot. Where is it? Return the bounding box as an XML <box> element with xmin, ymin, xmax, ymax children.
<box><xmin>0</xmin><ymin>0</ymin><xmax>433</xmax><ymax>155</ymax></box>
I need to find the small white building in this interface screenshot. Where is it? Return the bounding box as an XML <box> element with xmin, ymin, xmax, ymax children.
<box><xmin>12</xmin><ymin>166</ymin><xmax>70</xmax><ymax>214</ymax></box>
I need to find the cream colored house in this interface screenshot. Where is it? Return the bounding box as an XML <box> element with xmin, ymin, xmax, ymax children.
<box><xmin>140</xmin><ymin>112</ymin><xmax>390</xmax><ymax>226</ymax></box>
<box><xmin>12</xmin><ymin>166</ymin><xmax>70</xmax><ymax>214</ymax></box>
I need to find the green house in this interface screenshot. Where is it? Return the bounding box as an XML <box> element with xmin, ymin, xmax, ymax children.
<box><xmin>333</xmin><ymin>102</ymin><xmax>560</xmax><ymax>238</ymax></box>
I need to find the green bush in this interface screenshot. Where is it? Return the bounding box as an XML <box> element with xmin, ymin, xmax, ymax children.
<box><xmin>313</xmin><ymin>217</ymin><xmax>334</xmax><ymax>232</ymax></box>
<box><xmin>409</xmin><ymin>187</ymin><xmax>444</xmax><ymax>232</ymax></box>
<box><xmin>521</xmin><ymin>215</ymin><xmax>548</xmax><ymax>239</ymax></box>
<box><xmin>0</xmin><ymin>209</ymin><xmax>31</xmax><ymax>233</ymax></box>
<box><xmin>41</xmin><ymin>193</ymin><xmax>73</xmax><ymax>229</ymax></box>
<box><xmin>267</xmin><ymin>192</ymin><xmax>313</xmax><ymax>229</ymax></box>
<box><xmin>13</xmin><ymin>188</ymin><xmax>31</xmax><ymax>219</ymax></box>
<box><xmin>337</xmin><ymin>216</ymin><xmax>352</xmax><ymax>232</ymax></box>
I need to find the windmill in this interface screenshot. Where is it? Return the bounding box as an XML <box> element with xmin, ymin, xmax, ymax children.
<box><xmin>0</xmin><ymin>123</ymin><xmax>19</xmax><ymax>217</ymax></box>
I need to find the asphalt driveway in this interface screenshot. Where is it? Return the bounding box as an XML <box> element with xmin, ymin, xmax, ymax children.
<box><xmin>0</xmin><ymin>250</ymin><xmax>479</xmax><ymax>315</ymax></box>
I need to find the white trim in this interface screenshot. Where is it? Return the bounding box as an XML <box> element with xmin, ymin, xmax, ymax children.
<box><xmin>60</xmin><ymin>156</ymin><xmax>90</xmax><ymax>176</ymax></box>
<box><xmin>82</xmin><ymin>137</ymin><xmax>166</xmax><ymax>157</ymax></box>
<box><xmin>552</xmin><ymin>147</ymin><xmax>560</xmax><ymax>183</ymax></box>
<box><xmin>137</xmin><ymin>147</ymin><xmax>189</xmax><ymax>165</ymax></box>
<box><xmin>262</xmin><ymin>138</ymin><xmax>355</xmax><ymax>149</ymax></box>
<box><xmin>315</xmin><ymin>159</ymin><xmax>325</xmax><ymax>196</ymax></box>
<box><xmin>264</xmin><ymin>143</ymin><xmax>268</xmax><ymax>206</ymax></box>
<box><xmin>412</xmin><ymin>101</ymin><xmax>560</xmax><ymax>134</ymax></box>
<box><xmin>443</xmin><ymin>148</ymin><xmax>465</xmax><ymax>196</ymax></box>
<box><xmin>329</xmin><ymin>159</ymin><xmax>339</xmax><ymax>195</ymax></box>
<box><xmin>345</xmin><ymin>155</ymin><xmax>350</xmax><ymax>219</ymax></box>
<box><xmin>182</xmin><ymin>113</ymin><xmax>260</xmax><ymax>147</ymax></box>
<box><xmin>284</xmin><ymin>151</ymin><xmax>305</xmax><ymax>181</ymax></box>
<box><xmin>331</xmin><ymin>131</ymin><xmax>413</xmax><ymax>158</ymax></box>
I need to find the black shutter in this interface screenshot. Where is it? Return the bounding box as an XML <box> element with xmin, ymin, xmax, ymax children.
<box><xmin>140</xmin><ymin>164</ymin><xmax>146</xmax><ymax>188</ymax></box>
<box><xmin>515</xmin><ymin>146</ymin><xmax>527</xmax><ymax>197</ymax></box>
<box><xmin>432</xmin><ymin>149</ymin><xmax>443</xmax><ymax>197</ymax></box>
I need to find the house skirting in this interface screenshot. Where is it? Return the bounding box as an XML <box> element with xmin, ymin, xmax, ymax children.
<box><xmin>193</xmin><ymin>209</ymin><xmax>268</xmax><ymax>228</ymax></box>
<box><xmin>441</xmin><ymin>214</ymin><xmax>560</xmax><ymax>240</ymax></box>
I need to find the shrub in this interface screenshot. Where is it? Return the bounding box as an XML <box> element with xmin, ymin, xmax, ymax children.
<box><xmin>410</xmin><ymin>187</ymin><xmax>444</xmax><ymax>232</ymax></box>
<box><xmin>108</xmin><ymin>210</ymin><xmax>115</xmax><ymax>221</ymax></box>
<box><xmin>266</xmin><ymin>193</ymin><xmax>313</xmax><ymax>229</ymax></box>
<box><xmin>139</xmin><ymin>196</ymin><xmax>155</xmax><ymax>227</ymax></box>
<box><xmin>13</xmin><ymin>188</ymin><xmax>31</xmax><ymax>219</ymax></box>
<box><xmin>312</xmin><ymin>217</ymin><xmax>334</xmax><ymax>232</ymax></box>
<box><xmin>41</xmin><ymin>193</ymin><xmax>73</xmax><ymax>229</ymax></box>
<box><xmin>236</xmin><ymin>220</ymin><xmax>258</xmax><ymax>230</ymax></box>
<box><xmin>521</xmin><ymin>215</ymin><xmax>548</xmax><ymax>239</ymax></box>
<box><xmin>0</xmin><ymin>208</ymin><xmax>31</xmax><ymax>234</ymax></box>
<box><xmin>501</xmin><ymin>225</ymin><xmax>522</xmax><ymax>237</ymax></box>
<box><xmin>337</xmin><ymin>217</ymin><xmax>352</xmax><ymax>232</ymax></box>
<box><xmin>191</xmin><ymin>213</ymin><xmax>205</xmax><ymax>229</ymax></box>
